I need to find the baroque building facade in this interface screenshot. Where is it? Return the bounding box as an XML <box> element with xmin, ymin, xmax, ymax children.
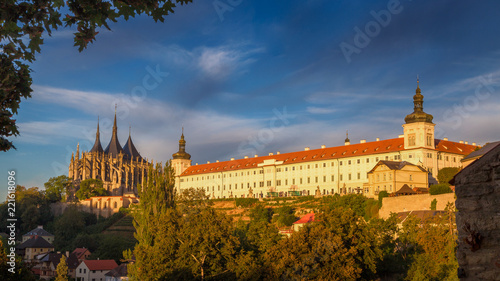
<box><xmin>173</xmin><ymin>82</ymin><xmax>478</xmax><ymax>199</ymax></box>
<box><xmin>69</xmin><ymin>111</ymin><xmax>149</xmax><ymax>197</ymax></box>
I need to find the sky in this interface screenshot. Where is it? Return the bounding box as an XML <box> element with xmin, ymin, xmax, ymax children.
<box><xmin>2</xmin><ymin>0</ymin><xmax>500</xmax><ymax>201</ymax></box>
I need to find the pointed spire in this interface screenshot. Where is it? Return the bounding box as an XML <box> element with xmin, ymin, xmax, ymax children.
<box><xmin>123</xmin><ymin>125</ymin><xmax>142</xmax><ymax>161</ymax></box>
<box><xmin>344</xmin><ymin>130</ymin><xmax>350</xmax><ymax>144</ymax></box>
<box><xmin>90</xmin><ymin>116</ymin><xmax>104</xmax><ymax>153</ymax></box>
<box><xmin>105</xmin><ymin>107</ymin><xmax>125</xmax><ymax>157</ymax></box>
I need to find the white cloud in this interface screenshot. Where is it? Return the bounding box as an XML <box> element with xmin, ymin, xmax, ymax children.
<box><xmin>306</xmin><ymin>106</ymin><xmax>336</xmax><ymax>114</ymax></box>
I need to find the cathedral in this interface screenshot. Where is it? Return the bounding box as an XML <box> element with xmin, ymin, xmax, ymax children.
<box><xmin>69</xmin><ymin>111</ymin><xmax>149</xmax><ymax>197</ymax></box>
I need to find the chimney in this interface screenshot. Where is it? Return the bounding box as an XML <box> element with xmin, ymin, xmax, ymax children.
<box><xmin>230</xmin><ymin>158</ymin><xmax>235</xmax><ymax>161</ymax></box>
<box><xmin>398</xmin><ymin>135</ymin><xmax>404</xmax><ymax>139</ymax></box>
<box><xmin>459</xmin><ymin>140</ymin><xmax>464</xmax><ymax>144</ymax></box>
<box><xmin>207</xmin><ymin>161</ymin><xmax>210</xmax><ymax>164</ymax></box>
<box><xmin>269</xmin><ymin>153</ymin><xmax>273</xmax><ymax>156</ymax></box>
<box><xmin>276</xmin><ymin>151</ymin><xmax>280</xmax><ymax>155</ymax></box>
<box><xmin>472</xmin><ymin>142</ymin><xmax>477</xmax><ymax>146</ymax></box>
<box><xmin>465</xmin><ymin>141</ymin><xmax>469</xmax><ymax>145</ymax></box>
<box><xmin>376</xmin><ymin>138</ymin><xmax>380</xmax><ymax>142</ymax></box>
<box><xmin>321</xmin><ymin>145</ymin><xmax>326</xmax><ymax>149</ymax></box>
<box><xmin>254</xmin><ymin>154</ymin><xmax>258</xmax><ymax>158</ymax></box>
<box><xmin>196</xmin><ymin>163</ymin><xmax>198</xmax><ymax>165</ymax></box>
<box><xmin>344</xmin><ymin>141</ymin><xmax>350</xmax><ymax>146</ymax></box>
<box><xmin>444</xmin><ymin>137</ymin><xmax>448</xmax><ymax>141</ymax></box>
<box><xmin>304</xmin><ymin>147</ymin><xmax>310</xmax><ymax>151</ymax></box>
<box><xmin>360</xmin><ymin>140</ymin><xmax>366</xmax><ymax>144</ymax></box>
<box><xmin>216</xmin><ymin>160</ymin><xmax>219</xmax><ymax>163</ymax></box>
<box><xmin>244</xmin><ymin>156</ymin><xmax>248</xmax><ymax>159</ymax></box>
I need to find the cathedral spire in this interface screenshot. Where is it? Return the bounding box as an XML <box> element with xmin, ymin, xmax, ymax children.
<box><xmin>105</xmin><ymin>106</ymin><xmax>125</xmax><ymax>157</ymax></box>
<box><xmin>90</xmin><ymin>116</ymin><xmax>104</xmax><ymax>153</ymax></box>
<box><xmin>123</xmin><ymin>125</ymin><xmax>142</xmax><ymax>160</ymax></box>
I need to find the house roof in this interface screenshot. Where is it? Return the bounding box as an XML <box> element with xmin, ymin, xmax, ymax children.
<box><xmin>394</xmin><ymin>184</ymin><xmax>417</xmax><ymax>195</ymax></box>
<box><xmin>105</xmin><ymin>264</ymin><xmax>128</xmax><ymax>277</ymax></box>
<box><xmin>181</xmin><ymin>138</ymin><xmax>476</xmax><ymax>176</ymax></box>
<box><xmin>367</xmin><ymin>160</ymin><xmax>428</xmax><ymax>174</ymax></box>
<box><xmin>398</xmin><ymin>210</ymin><xmax>446</xmax><ymax>224</ymax></box>
<box><xmin>293</xmin><ymin>213</ymin><xmax>315</xmax><ymax>225</ymax></box>
<box><xmin>23</xmin><ymin>226</ymin><xmax>54</xmax><ymax>237</ymax></box>
<box><xmin>39</xmin><ymin>252</ymin><xmax>80</xmax><ymax>269</ymax></box>
<box><xmin>82</xmin><ymin>260</ymin><xmax>118</xmax><ymax>271</ymax></box>
<box><xmin>72</xmin><ymin>248</ymin><xmax>91</xmax><ymax>260</ymax></box>
<box><xmin>462</xmin><ymin>141</ymin><xmax>500</xmax><ymax>161</ymax></box>
<box><xmin>18</xmin><ymin>236</ymin><xmax>54</xmax><ymax>249</ymax></box>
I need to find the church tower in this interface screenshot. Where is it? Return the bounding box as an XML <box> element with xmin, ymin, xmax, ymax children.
<box><xmin>172</xmin><ymin>129</ymin><xmax>192</xmax><ymax>191</ymax></box>
<box><xmin>403</xmin><ymin>79</ymin><xmax>435</xmax><ymax>149</ymax></box>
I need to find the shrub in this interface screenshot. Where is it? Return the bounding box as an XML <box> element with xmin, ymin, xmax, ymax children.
<box><xmin>429</xmin><ymin>184</ymin><xmax>453</xmax><ymax>195</ymax></box>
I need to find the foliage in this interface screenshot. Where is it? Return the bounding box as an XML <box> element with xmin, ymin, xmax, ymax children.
<box><xmin>0</xmin><ymin>0</ymin><xmax>194</xmax><ymax>151</ymax></box>
<box><xmin>176</xmin><ymin>187</ymin><xmax>212</xmax><ymax>214</ymax></box>
<box><xmin>329</xmin><ymin>193</ymin><xmax>379</xmax><ymax>221</ymax></box>
<box><xmin>55</xmin><ymin>255</ymin><xmax>69</xmax><ymax>281</ymax></box>
<box><xmin>264</xmin><ymin>207</ymin><xmax>383</xmax><ymax>280</ymax></box>
<box><xmin>431</xmin><ymin>198</ymin><xmax>437</xmax><ymax>210</ymax></box>
<box><xmin>429</xmin><ymin>184</ymin><xmax>453</xmax><ymax>195</ymax></box>
<box><xmin>89</xmin><ymin>234</ymin><xmax>135</xmax><ymax>263</ymax></box>
<box><xmin>0</xmin><ymin>239</ymin><xmax>37</xmax><ymax>280</ymax></box>
<box><xmin>404</xmin><ymin>203</ymin><xmax>458</xmax><ymax>280</ymax></box>
<box><xmin>76</xmin><ymin>179</ymin><xmax>107</xmax><ymax>200</ymax></box>
<box><xmin>378</xmin><ymin>190</ymin><xmax>389</xmax><ymax>207</ymax></box>
<box><xmin>44</xmin><ymin>175</ymin><xmax>72</xmax><ymax>202</ymax></box>
<box><xmin>53</xmin><ymin>205</ymin><xmax>85</xmax><ymax>251</ymax></box>
<box><xmin>249</xmin><ymin>204</ymin><xmax>273</xmax><ymax>223</ymax></box>
<box><xmin>272</xmin><ymin>205</ymin><xmax>297</xmax><ymax>227</ymax></box>
<box><xmin>235</xmin><ymin>198</ymin><xmax>259</xmax><ymax>208</ymax></box>
<box><xmin>437</xmin><ymin>167</ymin><xmax>461</xmax><ymax>185</ymax></box>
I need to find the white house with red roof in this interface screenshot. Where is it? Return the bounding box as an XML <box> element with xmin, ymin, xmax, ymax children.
<box><xmin>293</xmin><ymin>213</ymin><xmax>316</xmax><ymax>232</ymax></box>
<box><xmin>174</xmin><ymin>82</ymin><xmax>479</xmax><ymax>199</ymax></box>
<box><xmin>76</xmin><ymin>259</ymin><xmax>118</xmax><ymax>281</ymax></box>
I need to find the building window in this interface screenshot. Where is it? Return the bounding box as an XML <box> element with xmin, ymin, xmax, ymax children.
<box><xmin>340</xmin><ymin>174</ymin><xmax>343</xmax><ymax>181</ymax></box>
<box><xmin>277</xmin><ymin>168</ymin><xmax>282</xmax><ymax>172</ymax></box>
<box><xmin>307</xmin><ymin>177</ymin><xmax>310</xmax><ymax>184</ymax></box>
<box><xmin>340</xmin><ymin>161</ymin><xmax>343</xmax><ymax>166</ymax></box>
<box><xmin>277</xmin><ymin>180</ymin><xmax>281</xmax><ymax>186</ymax></box>
<box><xmin>267</xmin><ymin>181</ymin><xmax>272</xmax><ymax>187</ymax></box>
<box><xmin>259</xmin><ymin>170</ymin><xmax>264</xmax><ymax>174</ymax></box>
<box><xmin>357</xmin><ymin>173</ymin><xmax>360</xmax><ymax>180</ymax></box>
<box><xmin>315</xmin><ymin>177</ymin><xmax>318</xmax><ymax>183</ymax></box>
<box><xmin>348</xmin><ymin>174</ymin><xmax>352</xmax><ymax>181</ymax></box>
<box><xmin>375</xmin><ymin>157</ymin><xmax>379</xmax><ymax>162</ymax></box>
<box><xmin>427</xmin><ymin>134</ymin><xmax>433</xmax><ymax>146</ymax></box>
<box><xmin>366</xmin><ymin>158</ymin><xmax>370</xmax><ymax>163</ymax></box>
<box><xmin>409</xmin><ymin>134</ymin><xmax>416</xmax><ymax>146</ymax></box>
<box><xmin>292</xmin><ymin>179</ymin><xmax>295</xmax><ymax>185</ymax></box>
<box><xmin>285</xmin><ymin>179</ymin><xmax>288</xmax><ymax>185</ymax></box>
<box><xmin>315</xmin><ymin>164</ymin><xmax>318</xmax><ymax>168</ymax></box>
<box><xmin>259</xmin><ymin>182</ymin><xmax>264</xmax><ymax>187</ymax></box>
<box><xmin>348</xmin><ymin>160</ymin><xmax>351</xmax><ymax>165</ymax></box>
<box><xmin>331</xmin><ymin>162</ymin><xmax>334</xmax><ymax>166</ymax></box>
<box><xmin>331</xmin><ymin>175</ymin><xmax>334</xmax><ymax>181</ymax></box>
<box><xmin>300</xmin><ymin>178</ymin><xmax>303</xmax><ymax>184</ymax></box>
<box><xmin>383</xmin><ymin>174</ymin><xmax>386</xmax><ymax>181</ymax></box>
<box><xmin>357</xmin><ymin>159</ymin><xmax>360</xmax><ymax>164</ymax></box>
<box><xmin>323</xmin><ymin>163</ymin><xmax>326</xmax><ymax>167</ymax></box>
<box><xmin>307</xmin><ymin>165</ymin><xmax>310</xmax><ymax>169</ymax></box>
<box><xmin>323</xmin><ymin>176</ymin><xmax>326</xmax><ymax>182</ymax></box>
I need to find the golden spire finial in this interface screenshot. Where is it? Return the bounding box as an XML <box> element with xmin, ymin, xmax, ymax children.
<box><xmin>115</xmin><ymin>103</ymin><xmax>117</xmax><ymax>113</ymax></box>
<box><xmin>417</xmin><ymin>74</ymin><xmax>419</xmax><ymax>87</ymax></box>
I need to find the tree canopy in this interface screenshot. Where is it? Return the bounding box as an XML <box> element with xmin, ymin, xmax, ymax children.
<box><xmin>0</xmin><ymin>0</ymin><xmax>194</xmax><ymax>151</ymax></box>
<box><xmin>44</xmin><ymin>175</ymin><xmax>72</xmax><ymax>202</ymax></box>
<box><xmin>437</xmin><ymin>167</ymin><xmax>461</xmax><ymax>185</ymax></box>
<box><xmin>76</xmin><ymin>178</ymin><xmax>107</xmax><ymax>200</ymax></box>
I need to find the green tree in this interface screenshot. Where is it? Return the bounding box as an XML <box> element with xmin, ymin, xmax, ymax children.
<box><xmin>0</xmin><ymin>240</ymin><xmax>37</xmax><ymax>280</ymax></box>
<box><xmin>44</xmin><ymin>175</ymin><xmax>72</xmax><ymax>202</ymax></box>
<box><xmin>127</xmin><ymin>162</ymin><xmax>179</xmax><ymax>280</ymax></box>
<box><xmin>430</xmin><ymin>198</ymin><xmax>437</xmax><ymax>210</ymax></box>
<box><xmin>378</xmin><ymin>190</ymin><xmax>389</xmax><ymax>207</ymax></box>
<box><xmin>1</xmin><ymin>0</ymin><xmax>194</xmax><ymax>151</ymax></box>
<box><xmin>437</xmin><ymin>167</ymin><xmax>460</xmax><ymax>185</ymax></box>
<box><xmin>249</xmin><ymin>204</ymin><xmax>273</xmax><ymax>223</ymax></box>
<box><xmin>429</xmin><ymin>184</ymin><xmax>453</xmax><ymax>195</ymax></box>
<box><xmin>53</xmin><ymin>205</ymin><xmax>85</xmax><ymax>250</ymax></box>
<box><xmin>55</xmin><ymin>255</ymin><xmax>69</xmax><ymax>281</ymax></box>
<box><xmin>264</xmin><ymin>207</ymin><xmax>382</xmax><ymax>280</ymax></box>
<box><xmin>273</xmin><ymin>206</ymin><xmax>297</xmax><ymax>227</ymax></box>
<box><xmin>76</xmin><ymin>179</ymin><xmax>107</xmax><ymax>200</ymax></box>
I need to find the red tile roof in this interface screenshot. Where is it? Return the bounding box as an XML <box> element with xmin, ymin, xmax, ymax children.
<box><xmin>82</xmin><ymin>260</ymin><xmax>118</xmax><ymax>271</ymax></box>
<box><xmin>181</xmin><ymin>138</ymin><xmax>477</xmax><ymax>176</ymax></box>
<box><xmin>293</xmin><ymin>213</ymin><xmax>315</xmax><ymax>225</ymax></box>
<box><xmin>72</xmin><ymin>248</ymin><xmax>91</xmax><ymax>259</ymax></box>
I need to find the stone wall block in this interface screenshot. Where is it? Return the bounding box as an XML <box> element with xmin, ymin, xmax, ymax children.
<box><xmin>456</xmin><ymin>198</ymin><xmax>482</xmax><ymax>212</ymax></box>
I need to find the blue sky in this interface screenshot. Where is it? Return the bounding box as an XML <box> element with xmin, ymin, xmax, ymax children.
<box><xmin>2</xmin><ymin>0</ymin><xmax>500</xmax><ymax>200</ymax></box>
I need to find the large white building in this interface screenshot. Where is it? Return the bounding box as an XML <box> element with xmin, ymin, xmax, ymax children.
<box><xmin>172</xmin><ymin>83</ymin><xmax>478</xmax><ymax>199</ymax></box>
